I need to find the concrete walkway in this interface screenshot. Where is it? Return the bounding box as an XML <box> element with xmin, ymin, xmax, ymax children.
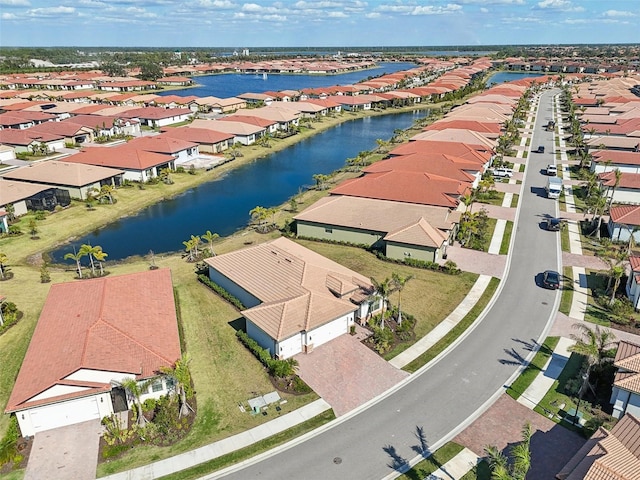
<box><xmin>427</xmin><ymin>447</ymin><xmax>480</xmax><ymax>480</ymax></box>
<box><xmin>516</xmin><ymin>337</ymin><xmax>574</xmax><ymax>410</ymax></box>
<box><xmin>102</xmin><ymin>399</ymin><xmax>332</xmax><ymax>480</ymax></box>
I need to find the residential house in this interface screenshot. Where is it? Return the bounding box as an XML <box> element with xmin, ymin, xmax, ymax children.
<box><xmin>195</xmin><ymin>96</ymin><xmax>246</xmax><ymax>114</ymax></box>
<box><xmin>62</xmin><ymin>114</ymin><xmax>141</xmax><ymax>138</ymax></box>
<box><xmin>600</xmin><ymin>171</ymin><xmax>640</xmax><ymax>205</ymax></box>
<box><xmin>388</xmin><ymin>140</ymin><xmax>493</xmax><ymax>165</ymax></box>
<box><xmin>410</xmin><ymin>128</ymin><xmax>496</xmax><ymax>151</ymax></box>
<box><xmin>608</xmin><ymin>205</ymin><xmax>640</xmax><ymax>243</ymax></box>
<box><xmin>120</xmin><ymin>106</ymin><xmax>193</xmax><ymax>128</ymax></box>
<box><xmin>234</xmin><ymin>106</ymin><xmax>300</xmax><ymax>132</ymax></box>
<box><xmin>0</xmin><ymin>129</ymin><xmax>65</xmax><ymax>153</ymax></box>
<box><xmin>219</xmin><ymin>114</ymin><xmax>278</xmax><ymax>135</ymax></box>
<box><xmin>0</xmin><ymin>110</ymin><xmax>57</xmax><ymax>129</ymax></box>
<box><xmin>188</xmin><ymin>119</ymin><xmax>263</xmax><ymax>145</ymax></box>
<box><xmin>64</xmin><ymin>146</ymin><xmax>172</xmax><ymax>182</ymax></box>
<box><xmin>587</xmin><ymin>136</ymin><xmax>640</xmax><ymax>152</ymax></box>
<box><xmin>591</xmin><ymin>150</ymin><xmax>640</xmax><ymax>174</ymax></box>
<box><xmin>125</xmin><ymin>134</ymin><xmax>200</xmax><ymax>166</ymax></box>
<box><xmin>294</xmin><ymin>196</ymin><xmax>459</xmax><ymax>262</ymax></box>
<box><xmin>626</xmin><ymin>256</ymin><xmax>640</xmax><ymax>311</ymax></box>
<box><xmin>0</xmin><ymin>210</ymin><xmax>8</xmax><ymax>233</ymax></box>
<box><xmin>204</xmin><ymin>237</ymin><xmax>378</xmax><ymax>359</ymax></box>
<box><xmin>610</xmin><ymin>341</ymin><xmax>640</xmax><ymax>419</ymax></box>
<box><xmin>4</xmin><ymin>269</ymin><xmax>181</xmax><ymax>436</ymax></box>
<box><xmin>28</xmin><ymin>120</ymin><xmax>96</xmax><ymax>145</ymax></box>
<box><xmin>159</xmin><ymin>127</ymin><xmax>232</xmax><ymax>154</ymax></box>
<box><xmin>556</xmin><ymin>413</ymin><xmax>640</xmax><ymax>480</ymax></box>
<box><xmin>0</xmin><ymin>178</ymin><xmax>70</xmax><ymax>214</ymax></box>
<box><xmin>1</xmin><ymin>161</ymin><xmax>123</xmax><ymax>200</ymax></box>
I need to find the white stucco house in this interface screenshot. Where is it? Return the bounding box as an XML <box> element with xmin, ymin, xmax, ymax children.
<box><xmin>610</xmin><ymin>340</ymin><xmax>640</xmax><ymax>419</ymax></box>
<box><xmin>608</xmin><ymin>205</ymin><xmax>640</xmax><ymax>244</ymax></box>
<box><xmin>5</xmin><ymin>269</ymin><xmax>181</xmax><ymax>436</ymax></box>
<box><xmin>204</xmin><ymin>237</ymin><xmax>380</xmax><ymax>359</ymax></box>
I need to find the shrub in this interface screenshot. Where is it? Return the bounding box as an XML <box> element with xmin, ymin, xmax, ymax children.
<box><xmin>197</xmin><ymin>274</ymin><xmax>244</xmax><ymax>310</ymax></box>
<box><xmin>33</xmin><ymin>210</ymin><xmax>47</xmax><ymax>221</ymax></box>
<box><xmin>370</xmin><ymin>326</ymin><xmax>394</xmax><ymax>354</ymax></box>
<box><xmin>0</xmin><ymin>416</ymin><xmax>20</xmax><ymax>467</ymax></box>
<box><xmin>175</xmin><ymin>166</ymin><xmax>186</xmax><ymax>173</ymax></box>
<box><xmin>8</xmin><ymin>225</ymin><xmax>22</xmax><ymax>235</ymax></box>
<box><xmin>235</xmin><ymin>330</ymin><xmax>298</xmax><ymax>378</ymax></box>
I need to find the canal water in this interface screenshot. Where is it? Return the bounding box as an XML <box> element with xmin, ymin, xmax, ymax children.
<box><xmin>486</xmin><ymin>71</ymin><xmax>545</xmax><ymax>86</ymax></box>
<box><xmin>50</xmin><ymin>110</ymin><xmax>428</xmax><ymax>262</ymax></box>
<box><xmin>158</xmin><ymin>62</ymin><xmax>417</xmax><ymax>98</ymax></box>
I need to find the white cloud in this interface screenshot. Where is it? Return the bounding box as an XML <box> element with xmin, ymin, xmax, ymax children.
<box><xmin>0</xmin><ymin>0</ymin><xmax>30</xmax><ymax>6</ymax></box>
<box><xmin>411</xmin><ymin>4</ymin><xmax>462</xmax><ymax>15</ymax></box>
<box><xmin>195</xmin><ymin>0</ymin><xmax>236</xmax><ymax>8</ymax></box>
<box><xmin>26</xmin><ymin>6</ymin><xmax>75</xmax><ymax>16</ymax></box>
<box><xmin>327</xmin><ymin>10</ymin><xmax>347</xmax><ymax>17</ymax></box>
<box><xmin>604</xmin><ymin>10</ymin><xmax>635</xmax><ymax>17</ymax></box>
<box><xmin>1</xmin><ymin>11</ymin><xmax>18</xmax><ymax>18</ymax></box>
<box><xmin>294</xmin><ymin>1</ymin><xmax>343</xmax><ymax>8</ymax></box>
<box><xmin>365</xmin><ymin>11</ymin><xmax>380</xmax><ymax>18</ymax></box>
<box><xmin>536</xmin><ymin>0</ymin><xmax>583</xmax><ymax>12</ymax></box>
<box><xmin>458</xmin><ymin>0</ymin><xmax>523</xmax><ymax>4</ymax></box>
<box><xmin>480</xmin><ymin>7</ymin><xmax>488</xmax><ymax>12</ymax></box>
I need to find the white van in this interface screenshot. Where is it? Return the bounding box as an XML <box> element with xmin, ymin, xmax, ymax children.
<box><xmin>546</xmin><ymin>177</ymin><xmax>562</xmax><ymax>199</ymax></box>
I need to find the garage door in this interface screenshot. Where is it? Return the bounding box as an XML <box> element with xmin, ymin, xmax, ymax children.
<box><xmin>29</xmin><ymin>396</ymin><xmax>100</xmax><ymax>434</ymax></box>
<box><xmin>309</xmin><ymin>317</ymin><xmax>348</xmax><ymax>348</ymax></box>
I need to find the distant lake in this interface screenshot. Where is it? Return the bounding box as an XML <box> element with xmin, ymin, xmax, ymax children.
<box><xmin>486</xmin><ymin>71</ymin><xmax>545</xmax><ymax>86</ymax></box>
<box><xmin>50</xmin><ymin>110</ymin><xmax>428</xmax><ymax>262</ymax></box>
<box><xmin>158</xmin><ymin>62</ymin><xmax>417</xmax><ymax>98</ymax></box>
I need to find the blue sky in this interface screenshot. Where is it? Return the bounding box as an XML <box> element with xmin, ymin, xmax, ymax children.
<box><xmin>1</xmin><ymin>0</ymin><xmax>638</xmax><ymax>48</ymax></box>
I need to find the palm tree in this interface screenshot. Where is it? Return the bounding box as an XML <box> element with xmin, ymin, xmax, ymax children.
<box><xmin>160</xmin><ymin>354</ymin><xmax>194</xmax><ymax>418</ymax></box>
<box><xmin>79</xmin><ymin>244</ymin><xmax>97</xmax><ymax>276</ymax></box>
<box><xmin>250</xmin><ymin>206</ymin><xmax>269</xmax><ymax>232</ymax></box>
<box><xmin>485</xmin><ymin>422</ymin><xmax>532</xmax><ymax>480</ymax></box>
<box><xmin>92</xmin><ymin>246</ymin><xmax>108</xmax><ymax>276</ymax></box>
<box><xmin>370</xmin><ymin>277</ymin><xmax>393</xmax><ymax>330</ymax></box>
<box><xmin>100</xmin><ymin>184</ymin><xmax>116</xmax><ymax>204</ymax></box>
<box><xmin>202</xmin><ymin>230</ymin><xmax>219</xmax><ymax>257</ymax></box>
<box><xmin>392</xmin><ymin>273</ymin><xmax>413</xmax><ymax>326</ymax></box>
<box><xmin>606</xmin><ymin>168</ymin><xmax>622</xmax><ymax>211</ymax></box>
<box><xmin>64</xmin><ymin>247</ymin><xmax>85</xmax><ymax>279</ymax></box>
<box><xmin>569</xmin><ymin>323</ymin><xmax>617</xmax><ymax>374</ymax></box>
<box><xmin>119</xmin><ymin>377</ymin><xmax>149</xmax><ymax>427</ymax></box>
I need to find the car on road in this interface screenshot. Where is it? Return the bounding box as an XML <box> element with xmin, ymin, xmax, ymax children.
<box><xmin>546</xmin><ymin>164</ymin><xmax>557</xmax><ymax>176</ymax></box>
<box><xmin>489</xmin><ymin>167</ymin><xmax>513</xmax><ymax>178</ymax></box>
<box><xmin>544</xmin><ymin>217</ymin><xmax>565</xmax><ymax>231</ymax></box>
<box><xmin>541</xmin><ymin>270</ymin><xmax>560</xmax><ymax>289</ymax></box>
<box><xmin>536</xmin><ymin>145</ymin><xmax>545</xmax><ymax>153</ymax></box>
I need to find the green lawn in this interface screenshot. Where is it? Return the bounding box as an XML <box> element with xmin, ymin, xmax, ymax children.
<box><xmin>511</xmin><ymin>194</ymin><xmax>520</xmax><ymax>208</ymax></box>
<box><xmin>500</xmin><ymin>221</ymin><xmax>513</xmax><ymax>255</ymax></box>
<box><xmin>403</xmin><ymin>277</ymin><xmax>500</xmax><ymax>373</ymax></box>
<box><xmin>506</xmin><ymin>337</ymin><xmax>559</xmax><ymax>400</ymax></box>
<box><xmin>460</xmin><ymin>460</ymin><xmax>491</xmax><ymax>480</ymax></box>
<box><xmin>559</xmin><ymin>267</ymin><xmax>574</xmax><ymax>316</ymax></box>
<box><xmin>396</xmin><ymin>442</ymin><xmax>464</xmax><ymax>480</ymax></box>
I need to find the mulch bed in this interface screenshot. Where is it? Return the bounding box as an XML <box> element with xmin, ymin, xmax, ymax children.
<box><xmin>0</xmin><ymin>436</ymin><xmax>32</xmax><ymax>475</ymax></box>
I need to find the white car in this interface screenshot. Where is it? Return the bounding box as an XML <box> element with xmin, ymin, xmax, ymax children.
<box><xmin>546</xmin><ymin>164</ymin><xmax>557</xmax><ymax>176</ymax></box>
<box><xmin>490</xmin><ymin>167</ymin><xmax>513</xmax><ymax>178</ymax></box>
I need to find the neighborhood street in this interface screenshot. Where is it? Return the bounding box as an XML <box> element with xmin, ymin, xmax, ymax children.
<box><xmin>216</xmin><ymin>89</ymin><xmax>563</xmax><ymax>479</ymax></box>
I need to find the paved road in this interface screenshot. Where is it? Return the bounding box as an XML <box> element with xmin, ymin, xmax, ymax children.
<box><xmin>215</xmin><ymin>90</ymin><xmax>562</xmax><ymax>479</ymax></box>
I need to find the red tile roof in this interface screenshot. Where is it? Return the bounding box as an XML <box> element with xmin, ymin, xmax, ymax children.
<box><xmin>600</xmin><ymin>171</ymin><xmax>640</xmax><ymax>190</ymax></box>
<box><xmin>592</xmin><ymin>150</ymin><xmax>640</xmax><ymax>166</ymax></box>
<box><xmin>160</xmin><ymin>126</ymin><xmax>233</xmax><ymax>144</ymax></box>
<box><xmin>120</xmin><ymin>106</ymin><xmax>193</xmax><ymax>120</ymax></box>
<box><xmin>610</xmin><ymin>205</ymin><xmax>640</xmax><ymax>226</ymax></box>
<box><xmin>363</xmin><ymin>152</ymin><xmax>480</xmax><ymax>182</ymax></box>
<box><xmin>5</xmin><ymin>269</ymin><xmax>181</xmax><ymax>412</ymax></box>
<box><xmin>388</xmin><ymin>140</ymin><xmax>492</xmax><ymax>163</ymax></box>
<box><xmin>126</xmin><ymin>134</ymin><xmax>197</xmax><ymax>154</ymax></box>
<box><xmin>64</xmin><ymin>145</ymin><xmax>170</xmax><ymax>170</ymax></box>
<box><xmin>330</xmin><ymin>170</ymin><xmax>469</xmax><ymax>208</ymax></box>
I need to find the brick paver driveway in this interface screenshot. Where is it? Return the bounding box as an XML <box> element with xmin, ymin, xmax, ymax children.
<box><xmin>454</xmin><ymin>394</ymin><xmax>585</xmax><ymax>479</ymax></box>
<box><xmin>25</xmin><ymin>419</ymin><xmax>102</xmax><ymax>480</ymax></box>
<box><xmin>295</xmin><ymin>327</ymin><xmax>409</xmax><ymax>417</ymax></box>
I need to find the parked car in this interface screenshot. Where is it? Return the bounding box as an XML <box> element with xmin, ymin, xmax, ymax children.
<box><xmin>490</xmin><ymin>167</ymin><xmax>513</xmax><ymax>178</ymax></box>
<box><xmin>537</xmin><ymin>145</ymin><xmax>545</xmax><ymax>153</ymax></box>
<box><xmin>544</xmin><ymin>218</ymin><xmax>565</xmax><ymax>231</ymax></box>
<box><xmin>541</xmin><ymin>270</ymin><xmax>560</xmax><ymax>289</ymax></box>
<box><xmin>546</xmin><ymin>164</ymin><xmax>557</xmax><ymax>176</ymax></box>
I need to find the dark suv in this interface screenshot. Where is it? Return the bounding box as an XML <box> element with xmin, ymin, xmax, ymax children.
<box><xmin>545</xmin><ymin>218</ymin><xmax>564</xmax><ymax>231</ymax></box>
<box><xmin>542</xmin><ymin>270</ymin><xmax>560</xmax><ymax>289</ymax></box>
<box><xmin>537</xmin><ymin>145</ymin><xmax>545</xmax><ymax>153</ymax></box>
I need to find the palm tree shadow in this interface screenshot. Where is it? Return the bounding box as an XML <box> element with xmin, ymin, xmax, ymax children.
<box><xmin>499</xmin><ymin>347</ymin><xmax>527</xmax><ymax>366</ymax></box>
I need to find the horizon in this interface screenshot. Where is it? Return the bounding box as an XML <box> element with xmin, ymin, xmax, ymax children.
<box><xmin>1</xmin><ymin>1</ymin><xmax>638</xmax><ymax>48</ymax></box>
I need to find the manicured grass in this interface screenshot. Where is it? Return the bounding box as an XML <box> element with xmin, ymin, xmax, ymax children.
<box><xmin>476</xmin><ymin>192</ymin><xmax>506</xmax><ymax>207</ymax></box>
<box><xmin>500</xmin><ymin>221</ymin><xmax>513</xmax><ymax>255</ymax></box>
<box><xmin>506</xmin><ymin>337</ymin><xmax>559</xmax><ymax>400</ymax></box>
<box><xmin>511</xmin><ymin>194</ymin><xmax>520</xmax><ymax>208</ymax></box>
<box><xmin>460</xmin><ymin>459</ymin><xmax>491</xmax><ymax>480</ymax></box>
<box><xmin>403</xmin><ymin>277</ymin><xmax>500</xmax><ymax>373</ymax></box>
<box><xmin>157</xmin><ymin>410</ymin><xmax>336</xmax><ymax>480</ymax></box>
<box><xmin>533</xmin><ymin>352</ymin><xmax>593</xmax><ymax>436</ymax></box>
<box><xmin>559</xmin><ymin>266</ymin><xmax>574</xmax><ymax>316</ymax></box>
<box><xmin>519</xmin><ymin>164</ymin><xmax>526</xmax><ymax>172</ymax></box>
<box><xmin>560</xmin><ymin>223</ymin><xmax>570</xmax><ymax>252</ymax></box>
<box><xmin>396</xmin><ymin>442</ymin><xmax>464</xmax><ymax>480</ymax></box>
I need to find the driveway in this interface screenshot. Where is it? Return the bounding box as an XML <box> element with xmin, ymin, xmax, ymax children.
<box><xmin>295</xmin><ymin>325</ymin><xmax>409</xmax><ymax>417</ymax></box>
<box><xmin>454</xmin><ymin>394</ymin><xmax>585</xmax><ymax>480</ymax></box>
<box><xmin>25</xmin><ymin>419</ymin><xmax>102</xmax><ymax>480</ymax></box>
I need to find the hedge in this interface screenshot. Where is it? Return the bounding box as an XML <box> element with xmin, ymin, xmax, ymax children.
<box><xmin>235</xmin><ymin>330</ymin><xmax>296</xmax><ymax>378</ymax></box>
<box><xmin>197</xmin><ymin>274</ymin><xmax>245</xmax><ymax>310</ymax></box>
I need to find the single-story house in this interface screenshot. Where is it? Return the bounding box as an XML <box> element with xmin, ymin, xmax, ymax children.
<box><xmin>195</xmin><ymin>96</ymin><xmax>247</xmax><ymax>114</ymax></box>
<box><xmin>62</xmin><ymin>114</ymin><xmax>141</xmax><ymax>138</ymax></box>
<box><xmin>590</xmin><ymin>150</ymin><xmax>640</xmax><ymax>175</ymax></box>
<box><xmin>28</xmin><ymin>120</ymin><xmax>96</xmax><ymax>145</ymax></box>
<box><xmin>556</xmin><ymin>413</ymin><xmax>640</xmax><ymax>479</ymax></box>
<box><xmin>0</xmin><ymin>145</ymin><xmax>16</xmax><ymax>163</ymax></box>
<box><xmin>294</xmin><ymin>195</ymin><xmax>459</xmax><ymax>262</ymax></box>
<box><xmin>586</xmin><ymin>136</ymin><xmax>640</xmax><ymax>152</ymax></box>
<box><xmin>188</xmin><ymin>119</ymin><xmax>263</xmax><ymax>146</ymax></box>
<box><xmin>126</xmin><ymin>134</ymin><xmax>200</xmax><ymax>166</ymax></box>
<box><xmin>0</xmin><ymin>178</ymin><xmax>70</xmax><ymax>214</ymax></box>
<box><xmin>204</xmin><ymin>237</ymin><xmax>379</xmax><ymax>359</ymax></box>
<box><xmin>599</xmin><ymin>171</ymin><xmax>640</xmax><ymax>205</ymax></box>
<box><xmin>1</xmin><ymin>161</ymin><xmax>124</xmax><ymax>200</ymax></box>
<box><xmin>159</xmin><ymin>127</ymin><xmax>232</xmax><ymax>154</ymax></box>
<box><xmin>0</xmin><ymin>129</ymin><xmax>65</xmax><ymax>154</ymax></box>
<box><xmin>64</xmin><ymin>145</ymin><xmax>173</xmax><ymax>183</ymax></box>
<box><xmin>120</xmin><ymin>107</ymin><xmax>193</xmax><ymax>128</ymax></box>
<box><xmin>5</xmin><ymin>269</ymin><xmax>181</xmax><ymax>436</ymax></box>
<box><xmin>220</xmin><ymin>114</ymin><xmax>279</xmax><ymax>135</ymax></box>
<box><xmin>234</xmin><ymin>106</ymin><xmax>300</xmax><ymax>132</ymax></box>
<box><xmin>610</xmin><ymin>340</ymin><xmax>640</xmax><ymax>419</ymax></box>
<box><xmin>608</xmin><ymin>205</ymin><xmax>640</xmax><ymax>243</ymax></box>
